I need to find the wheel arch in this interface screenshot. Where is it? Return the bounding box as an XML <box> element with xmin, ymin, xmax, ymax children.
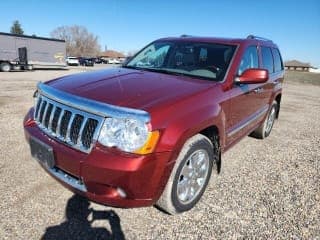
<box><xmin>275</xmin><ymin>93</ymin><xmax>282</xmax><ymax>118</ymax></box>
<box><xmin>200</xmin><ymin>125</ymin><xmax>221</xmax><ymax>173</ymax></box>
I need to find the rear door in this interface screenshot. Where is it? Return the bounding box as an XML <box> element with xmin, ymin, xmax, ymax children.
<box><xmin>260</xmin><ymin>46</ymin><xmax>276</xmax><ymax>106</ymax></box>
<box><xmin>271</xmin><ymin>48</ymin><xmax>285</xmax><ymax>95</ymax></box>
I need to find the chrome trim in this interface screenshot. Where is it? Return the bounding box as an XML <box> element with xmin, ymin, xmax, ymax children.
<box><xmin>66</xmin><ymin>113</ymin><xmax>76</xmax><ymax>142</ymax></box>
<box><xmin>48</xmin><ymin>105</ymin><xmax>56</xmax><ymax>130</ymax></box>
<box><xmin>56</xmin><ymin>109</ymin><xmax>64</xmax><ymax>137</ymax></box>
<box><xmin>253</xmin><ymin>87</ymin><xmax>263</xmax><ymax>93</ymax></box>
<box><xmin>37</xmin><ymin>99</ymin><xmax>44</xmax><ymax>120</ymax></box>
<box><xmin>34</xmin><ymin>94</ymin><xmax>104</xmax><ymax>153</ymax></box>
<box><xmin>42</xmin><ymin>102</ymin><xmax>50</xmax><ymax>125</ymax></box>
<box><xmin>77</xmin><ymin>117</ymin><xmax>87</xmax><ymax>146</ymax></box>
<box><xmin>37</xmin><ymin>82</ymin><xmax>150</xmax><ymax>123</ymax></box>
<box><xmin>49</xmin><ymin>167</ymin><xmax>87</xmax><ymax>192</ymax></box>
<box><xmin>227</xmin><ymin>105</ymin><xmax>269</xmax><ymax>137</ymax></box>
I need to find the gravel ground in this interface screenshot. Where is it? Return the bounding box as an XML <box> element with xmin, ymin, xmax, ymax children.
<box><xmin>0</xmin><ymin>68</ymin><xmax>319</xmax><ymax>239</ymax></box>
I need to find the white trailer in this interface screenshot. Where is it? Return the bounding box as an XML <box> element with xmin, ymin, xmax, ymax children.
<box><xmin>0</xmin><ymin>32</ymin><xmax>66</xmax><ymax>72</ymax></box>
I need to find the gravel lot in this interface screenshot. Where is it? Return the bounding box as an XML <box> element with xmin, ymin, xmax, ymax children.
<box><xmin>0</xmin><ymin>67</ymin><xmax>319</xmax><ymax>239</ymax></box>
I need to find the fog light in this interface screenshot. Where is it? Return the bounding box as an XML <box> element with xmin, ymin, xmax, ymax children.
<box><xmin>117</xmin><ymin>187</ymin><xmax>127</xmax><ymax>198</ymax></box>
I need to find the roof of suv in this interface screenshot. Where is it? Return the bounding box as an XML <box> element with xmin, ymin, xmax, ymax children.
<box><xmin>157</xmin><ymin>35</ymin><xmax>279</xmax><ymax>48</ymax></box>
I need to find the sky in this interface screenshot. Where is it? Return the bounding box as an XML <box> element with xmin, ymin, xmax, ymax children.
<box><xmin>1</xmin><ymin>0</ymin><xmax>319</xmax><ymax>67</ymax></box>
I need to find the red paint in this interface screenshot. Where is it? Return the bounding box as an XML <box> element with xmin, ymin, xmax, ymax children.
<box><xmin>237</xmin><ymin>68</ymin><xmax>268</xmax><ymax>84</ymax></box>
<box><xmin>24</xmin><ymin>36</ymin><xmax>284</xmax><ymax>207</ymax></box>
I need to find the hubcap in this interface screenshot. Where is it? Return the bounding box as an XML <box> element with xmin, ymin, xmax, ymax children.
<box><xmin>266</xmin><ymin>106</ymin><xmax>276</xmax><ymax>134</ymax></box>
<box><xmin>177</xmin><ymin>149</ymin><xmax>209</xmax><ymax>204</ymax></box>
<box><xmin>2</xmin><ymin>64</ymin><xmax>10</xmax><ymax>72</ymax></box>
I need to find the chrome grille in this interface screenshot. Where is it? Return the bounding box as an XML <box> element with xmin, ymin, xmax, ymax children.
<box><xmin>34</xmin><ymin>95</ymin><xmax>103</xmax><ymax>153</ymax></box>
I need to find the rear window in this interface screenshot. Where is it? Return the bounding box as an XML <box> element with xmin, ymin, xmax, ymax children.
<box><xmin>272</xmin><ymin>48</ymin><xmax>283</xmax><ymax>72</ymax></box>
<box><xmin>261</xmin><ymin>47</ymin><xmax>274</xmax><ymax>74</ymax></box>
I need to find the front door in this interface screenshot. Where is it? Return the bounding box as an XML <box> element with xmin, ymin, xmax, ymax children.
<box><xmin>227</xmin><ymin>45</ymin><xmax>268</xmax><ymax>144</ymax></box>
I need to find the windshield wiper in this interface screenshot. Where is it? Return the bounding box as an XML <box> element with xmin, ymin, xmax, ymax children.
<box><xmin>145</xmin><ymin>68</ymin><xmax>214</xmax><ymax>79</ymax></box>
<box><xmin>123</xmin><ymin>66</ymin><xmax>180</xmax><ymax>75</ymax></box>
<box><xmin>122</xmin><ymin>65</ymin><xmax>139</xmax><ymax>70</ymax></box>
<box><xmin>142</xmin><ymin>68</ymin><xmax>186</xmax><ymax>76</ymax></box>
<box><xmin>122</xmin><ymin>66</ymin><xmax>217</xmax><ymax>81</ymax></box>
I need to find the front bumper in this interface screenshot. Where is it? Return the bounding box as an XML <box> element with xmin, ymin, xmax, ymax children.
<box><xmin>24</xmin><ymin>111</ymin><xmax>174</xmax><ymax>208</ymax></box>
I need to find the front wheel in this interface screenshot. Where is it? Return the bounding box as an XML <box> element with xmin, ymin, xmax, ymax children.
<box><xmin>156</xmin><ymin>134</ymin><xmax>216</xmax><ymax>214</ymax></box>
<box><xmin>0</xmin><ymin>62</ymin><xmax>11</xmax><ymax>72</ymax></box>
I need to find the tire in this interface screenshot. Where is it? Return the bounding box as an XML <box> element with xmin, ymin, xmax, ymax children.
<box><xmin>0</xmin><ymin>62</ymin><xmax>11</xmax><ymax>72</ymax></box>
<box><xmin>251</xmin><ymin>101</ymin><xmax>278</xmax><ymax>139</ymax></box>
<box><xmin>26</xmin><ymin>65</ymin><xmax>33</xmax><ymax>71</ymax></box>
<box><xmin>12</xmin><ymin>65</ymin><xmax>21</xmax><ymax>71</ymax></box>
<box><xmin>156</xmin><ymin>134</ymin><xmax>217</xmax><ymax>215</ymax></box>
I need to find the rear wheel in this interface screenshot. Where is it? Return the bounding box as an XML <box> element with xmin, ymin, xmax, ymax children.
<box><xmin>0</xmin><ymin>62</ymin><xmax>11</xmax><ymax>72</ymax></box>
<box><xmin>156</xmin><ymin>134</ymin><xmax>217</xmax><ymax>214</ymax></box>
<box><xmin>251</xmin><ymin>101</ymin><xmax>278</xmax><ymax>139</ymax></box>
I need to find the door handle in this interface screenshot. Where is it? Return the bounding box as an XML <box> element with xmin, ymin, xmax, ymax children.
<box><xmin>272</xmin><ymin>80</ymin><xmax>279</xmax><ymax>85</ymax></box>
<box><xmin>253</xmin><ymin>87</ymin><xmax>263</xmax><ymax>93</ymax></box>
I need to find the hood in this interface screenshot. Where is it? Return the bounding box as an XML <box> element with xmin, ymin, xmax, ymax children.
<box><xmin>47</xmin><ymin>67</ymin><xmax>214</xmax><ymax>111</ymax></box>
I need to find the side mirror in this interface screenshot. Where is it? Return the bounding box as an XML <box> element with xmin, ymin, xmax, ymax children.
<box><xmin>235</xmin><ymin>68</ymin><xmax>269</xmax><ymax>84</ymax></box>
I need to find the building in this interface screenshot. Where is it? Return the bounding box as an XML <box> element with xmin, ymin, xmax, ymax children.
<box><xmin>285</xmin><ymin>60</ymin><xmax>314</xmax><ymax>71</ymax></box>
<box><xmin>99</xmin><ymin>50</ymin><xmax>126</xmax><ymax>61</ymax></box>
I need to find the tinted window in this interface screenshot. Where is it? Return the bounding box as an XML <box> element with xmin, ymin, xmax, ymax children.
<box><xmin>238</xmin><ymin>46</ymin><xmax>259</xmax><ymax>75</ymax></box>
<box><xmin>272</xmin><ymin>48</ymin><xmax>283</xmax><ymax>72</ymax></box>
<box><xmin>261</xmin><ymin>47</ymin><xmax>274</xmax><ymax>73</ymax></box>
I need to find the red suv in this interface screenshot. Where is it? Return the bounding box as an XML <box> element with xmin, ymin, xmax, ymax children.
<box><xmin>24</xmin><ymin>35</ymin><xmax>284</xmax><ymax>214</ymax></box>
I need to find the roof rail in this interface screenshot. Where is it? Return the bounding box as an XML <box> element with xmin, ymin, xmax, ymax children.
<box><xmin>180</xmin><ymin>34</ymin><xmax>194</xmax><ymax>38</ymax></box>
<box><xmin>246</xmin><ymin>35</ymin><xmax>273</xmax><ymax>42</ymax></box>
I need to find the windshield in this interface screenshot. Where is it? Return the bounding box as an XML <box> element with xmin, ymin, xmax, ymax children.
<box><xmin>125</xmin><ymin>40</ymin><xmax>236</xmax><ymax>81</ymax></box>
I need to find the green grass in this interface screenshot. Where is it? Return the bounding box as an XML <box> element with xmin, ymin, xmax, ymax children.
<box><xmin>285</xmin><ymin>71</ymin><xmax>320</xmax><ymax>85</ymax></box>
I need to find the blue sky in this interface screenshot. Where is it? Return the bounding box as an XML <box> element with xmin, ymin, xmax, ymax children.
<box><xmin>1</xmin><ymin>0</ymin><xmax>319</xmax><ymax>67</ymax></box>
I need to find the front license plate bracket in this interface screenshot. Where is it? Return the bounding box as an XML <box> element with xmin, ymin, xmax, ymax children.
<box><xmin>29</xmin><ymin>137</ymin><xmax>55</xmax><ymax>169</ymax></box>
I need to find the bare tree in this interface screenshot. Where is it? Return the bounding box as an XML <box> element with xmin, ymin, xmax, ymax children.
<box><xmin>51</xmin><ymin>25</ymin><xmax>101</xmax><ymax>57</ymax></box>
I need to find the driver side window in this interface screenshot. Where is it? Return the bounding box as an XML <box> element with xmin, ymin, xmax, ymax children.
<box><xmin>238</xmin><ymin>46</ymin><xmax>259</xmax><ymax>75</ymax></box>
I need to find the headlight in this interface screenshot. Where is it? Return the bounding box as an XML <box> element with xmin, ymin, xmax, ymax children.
<box><xmin>98</xmin><ymin>117</ymin><xmax>150</xmax><ymax>153</ymax></box>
